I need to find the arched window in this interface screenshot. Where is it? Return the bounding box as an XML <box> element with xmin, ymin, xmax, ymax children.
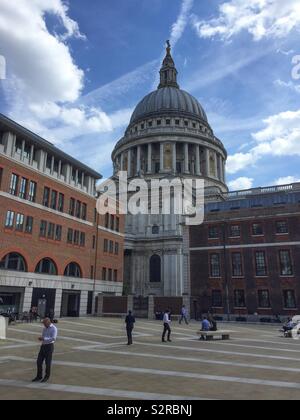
<box><xmin>149</xmin><ymin>254</ymin><xmax>161</xmax><ymax>283</ymax></box>
<box><xmin>152</xmin><ymin>225</ymin><xmax>159</xmax><ymax>235</ymax></box>
<box><xmin>64</xmin><ymin>262</ymin><xmax>82</xmax><ymax>278</ymax></box>
<box><xmin>0</xmin><ymin>253</ymin><xmax>27</xmax><ymax>272</ymax></box>
<box><xmin>35</xmin><ymin>258</ymin><xmax>57</xmax><ymax>275</ymax></box>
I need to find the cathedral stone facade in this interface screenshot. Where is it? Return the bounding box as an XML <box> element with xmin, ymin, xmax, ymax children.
<box><xmin>112</xmin><ymin>43</ymin><xmax>228</xmax><ymax>297</ymax></box>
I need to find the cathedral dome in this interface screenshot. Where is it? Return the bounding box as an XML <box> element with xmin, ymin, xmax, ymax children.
<box><xmin>130</xmin><ymin>87</ymin><xmax>208</xmax><ymax>125</ymax></box>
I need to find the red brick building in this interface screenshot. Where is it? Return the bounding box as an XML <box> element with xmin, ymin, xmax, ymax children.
<box><xmin>189</xmin><ymin>184</ymin><xmax>300</xmax><ymax>320</ymax></box>
<box><xmin>0</xmin><ymin>113</ymin><xmax>124</xmax><ymax>318</ymax></box>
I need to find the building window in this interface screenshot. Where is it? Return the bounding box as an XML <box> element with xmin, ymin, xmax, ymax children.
<box><xmin>80</xmin><ymin>232</ymin><xmax>85</xmax><ymax>247</ymax></box>
<box><xmin>25</xmin><ymin>216</ymin><xmax>33</xmax><ymax>234</ymax></box>
<box><xmin>255</xmin><ymin>251</ymin><xmax>267</xmax><ymax>276</ymax></box>
<box><xmin>210</xmin><ymin>254</ymin><xmax>220</xmax><ymax>277</ymax></box>
<box><xmin>212</xmin><ymin>290</ymin><xmax>223</xmax><ymax>308</ymax></box>
<box><xmin>35</xmin><ymin>258</ymin><xmax>57</xmax><ymax>275</ymax></box>
<box><xmin>157</xmin><ymin>120</ymin><xmax>161</xmax><ymax>126</ymax></box>
<box><xmin>116</xmin><ymin>217</ymin><xmax>120</xmax><ymax>232</ymax></box>
<box><xmin>64</xmin><ymin>262</ymin><xmax>82</xmax><ymax>278</ymax></box>
<box><xmin>152</xmin><ymin>225</ymin><xmax>159</xmax><ymax>234</ymax></box>
<box><xmin>102</xmin><ymin>267</ymin><xmax>107</xmax><ymax>280</ymax></box>
<box><xmin>166</xmin><ymin>119</ymin><xmax>171</xmax><ymax>125</ymax></box>
<box><xmin>67</xmin><ymin>228</ymin><xmax>73</xmax><ymax>244</ymax></box>
<box><xmin>252</xmin><ymin>223</ymin><xmax>264</xmax><ymax>236</ymax></box>
<box><xmin>258</xmin><ymin>290</ymin><xmax>271</xmax><ymax>308</ymax></box>
<box><xmin>230</xmin><ymin>225</ymin><xmax>241</xmax><ymax>238</ymax></box>
<box><xmin>279</xmin><ymin>250</ymin><xmax>293</xmax><ymax>276</ymax></box>
<box><xmin>15</xmin><ymin>213</ymin><xmax>24</xmax><ymax>231</ymax></box>
<box><xmin>108</xmin><ymin>268</ymin><xmax>112</xmax><ymax>281</ymax></box>
<box><xmin>109</xmin><ymin>240</ymin><xmax>114</xmax><ymax>253</ymax></box>
<box><xmin>55</xmin><ymin>225</ymin><xmax>62</xmax><ymax>241</ymax></box>
<box><xmin>234</xmin><ymin>290</ymin><xmax>246</xmax><ymax>308</ymax></box>
<box><xmin>232</xmin><ymin>253</ymin><xmax>243</xmax><ymax>277</ymax></box>
<box><xmin>5</xmin><ymin>211</ymin><xmax>15</xmax><ymax>228</ymax></box>
<box><xmin>114</xmin><ymin>269</ymin><xmax>118</xmax><ymax>282</ymax></box>
<box><xmin>175</xmin><ymin>119</ymin><xmax>180</xmax><ymax>125</ymax></box>
<box><xmin>208</xmin><ymin>226</ymin><xmax>219</xmax><ymax>239</ymax></box>
<box><xmin>19</xmin><ymin>177</ymin><xmax>27</xmax><ymax>199</ymax></box>
<box><xmin>110</xmin><ymin>215</ymin><xmax>115</xmax><ymax>231</ymax></box>
<box><xmin>47</xmin><ymin>223</ymin><xmax>55</xmax><ymax>240</ymax></box>
<box><xmin>149</xmin><ymin>254</ymin><xmax>161</xmax><ymax>283</ymax></box>
<box><xmin>115</xmin><ymin>243</ymin><xmax>119</xmax><ymax>255</ymax></box>
<box><xmin>0</xmin><ymin>253</ymin><xmax>27</xmax><ymax>272</ymax></box>
<box><xmin>43</xmin><ymin>187</ymin><xmax>50</xmax><ymax>207</ymax></box>
<box><xmin>58</xmin><ymin>193</ymin><xmax>64</xmax><ymax>213</ymax></box>
<box><xmin>105</xmin><ymin>213</ymin><xmax>109</xmax><ymax>228</ymax></box>
<box><xmin>28</xmin><ymin>181</ymin><xmax>37</xmax><ymax>202</ymax></box>
<box><xmin>82</xmin><ymin>203</ymin><xmax>87</xmax><ymax>220</ymax></box>
<box><xmin>283</xmin><ymin>290</ymin><xmax>297</xmax><ymax>309</ymax></box>
<box><xmin>50</xmin><ymin>190</ymin><xmax>57</xmax><ymax>210</ymax></box>
<box><xmin>69</xmin><ymin>198</ymin><xmax>75</xmax><ymax>216</ymax></box>
<box><xmin>39</xmin><ymin>221</ymin><xmax>47</xmax><ymax>238</ymax></box>
<box><xmin>276</xmin><ymin>221</ymin><xmax>289</xmax><ymax>234</ymax></box>
<box><xmin>9</xmin><ymin>174</ymin><xmax>19</xmax><ymax>195</ymax></box>
<box><xmin>90</xmin><ymin>265</ymin><xmax>94</xmax><ymax>279</ymax></box>
<box><xmin>104</xmin><ymin>239</ymin><xmax>108</xmax><ymax>252</ymax></box>
<box><xmin>76</xmin><ymin>200</ymin><xmax>81</xmax><ymax>218</ymax></box>
<box><xmin>92</xmin><ymin>235</ymin><xmax>96</xmax><ymax>249</ymax></box>
<box><xmin>74</xmin><ymin>230</ymin><xmax>79</xmax><ymax>245</ymax></box>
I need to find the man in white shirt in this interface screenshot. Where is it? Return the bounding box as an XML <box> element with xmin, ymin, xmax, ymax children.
<box><xmin>32</xmin><ymin>318</ymin><xmax>58</xmax><ymax>383</ymax></box>
<box><xmin>162</xmin><ymin>310</ymin><xmax>172</xmax><ymax>343</ymax></box>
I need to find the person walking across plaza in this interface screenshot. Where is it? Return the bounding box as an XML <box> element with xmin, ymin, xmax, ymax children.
<box><xmin>179</xmin><ymin>305</ymin><xmax>189</xmax><ymax>325</ymax></box>
<box><xmin>125</xmin><ymin>310</ymin><xmax>135</xmax><ymax>345</ymax></box>
<box><xmin>162</xmin><ymin>309</ymin><xmax>172</xmax><ymax>343</ymax></box>
<box><xmin>32</xmin><ymin>317</ymin><xmax>57</xmax><ymax>383</ymax></box>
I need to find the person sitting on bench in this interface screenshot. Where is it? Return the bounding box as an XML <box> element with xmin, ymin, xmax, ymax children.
<box><xmin>282</xmin><ymin>318</ymin><xmax>295</xmax><ymax>333</ymax></box>
<box><xmin>208</xmin><ymin>315</ymin><xmax>218</xmax><ymax>332</ymax></box>
<box><xmin>200</xmin><ymin>317</ymin><xmax>211</xmax><ymax>340</ymax></box>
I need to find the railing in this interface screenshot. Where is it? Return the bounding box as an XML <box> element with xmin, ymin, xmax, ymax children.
<box><xmin>224</xmin><ymin>183</ymin><xmax>300</xmax><ymax>200</ymax></box>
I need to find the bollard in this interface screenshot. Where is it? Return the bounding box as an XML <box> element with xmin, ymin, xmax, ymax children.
<box><xmin>0</xmin><ymin>316</ymin><xmax>7</xmax><ymax>340</ymax></box>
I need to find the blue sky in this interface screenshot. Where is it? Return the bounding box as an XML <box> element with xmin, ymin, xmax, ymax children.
<box><xmin>0</xmin><ymin>0</ymin><xmax>300</xmax><ymax>190</ymax></box>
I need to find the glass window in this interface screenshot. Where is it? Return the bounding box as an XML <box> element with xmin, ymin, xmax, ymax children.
<box><xmin>276</xmin><ymin>221</ymin><xmax>289</xmax><ymax>234</ymax></box>
<box><xmin>80</xmin><ymin>232</ymin><xmax>85</xmax><ymax>247</ymax></box>
<box><xmin>104</xmin><ymin>239</ymin><xmax>108</xmax><ymax>252</ymax></box>
<box><xmin>230</xmin><ymin>225</ymin><xmax>241</xmax><ymax>238</ymax></box>
<box><xmin>114</xmin><ymin>270</ymin><xmax>118</xmax><ymax>282</ymax></box>
<box><xmin>110</xmin><ymin>215</ymin><xmax>115</xmax><ymax>230</ymax></box>
<box><xmin>108</xmin><ymin>268</ymin><xmax>112</xmax><ymax>281</ymax></box>
<box><xmin>43</xmin><ymin>187</ymin><xmax>50</xmax><ymax>207</ymax></box>
<box><xmin>115</xmin><ymin>243</ymin><xmax>119</xmax><ymax>255</ymax></box>
<box><xmin>25</xmin><ymin>216</ymin><xmax>33</xmax><ymax>234</ymax></box>
<box><xmin>210</xmin><ymin>254</ymin><xmax>220</xmax><ymax>277</ymax></box>
<box><xmin>76</xmin><ymin>201</ymin><xmax>81</xmax><ymax>218</ymax></box>
<box><xmin>35</xmin><ymin>258</ymin><xmax>57</xmax><ymax>275</ymax></box>
<box><xmin>234</xmin><ymin>290</ymin><xmax>246</xmax><ymax>308</ymax></box>
<box><xmin>258</xmin><ymin>290</ymin><xmax>270</xmax><ymax>308</ymax></box>
<box><xmin>69</xmin><ymin>198</ymin><xmax>75</xmax><ymax>216</ymax></box>
<box><xmin>15</xmin><ymin>213</ymin><xmax>24</xmax><ymax>231</ymax></box>
<box><xmin>5</xmin><ymin>211</ymin><xmax>14</xmax><ymax>228</ymax></box>
<box><xmin>74</xmin><ymin>230</ymin><xmax>79</xmax><ymax>245</ymax></box>
<box><xmin>82</xmin><ymin>203</ymin><xmax>87</xmax><ymax>220</ymax></box>
<box><xmin>255</xmin><ymin>251</ymin><xmax>267</xmax><ymax>276</ymax></box>
<box><xmin>252</xmin><ymin>223</ymin><xmax>264</xmax><ymax>236</ymax></box>
<box><xmin>9</xmin><ymin>174</ymin><xmax>19</xmax><ymax>195</ymax></box>
<box><xmin>58</xmin><ymin>193</ymin><xmax>64</xmax><ymax>213</ymax></box>
<box><xmin>67</xmin><ymin>228</ymin><xmax>73</xmax><ymax>244</ymax></box>
<box><xmin>232</xmin><ymin>253</ymin><xmax>243</xmax><ymax>277</ymax></box>
<box><xmin>55</xmin><ymin>225</ymin><xmax>62</xmax><ymax>241</ymax></box>
<box><xmin>212</xmin><ymin>290</ymin><xmax>223</xmax><ymax>307</ymax></box>
<box><xmin>109</xmin><ymin>240</ymin><xmax>114</xmax><ymax>253</ymax></box>
<box><xmin>279</xmin><ymin>250</ymin><xmax>293</xmax><ymax>276</ymax></box>
<box><xmin>102</xmin><ymin>267</ymin><xmax>107</xmax><ymax>280</ymax></box>
<box><xmin>50</xmin><ymin>190</ymin><xmax>57</xmax><ymax>210</ymax></box>
<box><xmin>19</xmin><ymin>178</ymin><xmax>27</xmax><ymax>199</ymax></box>
<box><xmin>28</xmin><ymin>181</ymin><xmax>37</xmax><ymax>202</ymax></box>
<box><xmin>40</xmin><ymin>220</ymin><xmax>47</xmax><ymax>237</ymax></box>
<box><xmin>47</xmin><ymin>223</ymin><xmax>55</xmax><ymax>239</ymax></box>
<box><xmin>208</xmin><ymin>226</ymin><xmax>219</xmax><ymax>239</ymax></box>
<box><xmin>92</xmin><ymin>235</ymin><xmax>96</xmax><ymax>249</ymax></box>
<box><xmin>152</xmin><ymin>225</ymin><xmax>159</xmax><ymax>234</ymax></box>
<box><xmin>116</xmin><ymin>217</ymin><xmax>120</xmax><ymax>232</ymax></box>
<box><xmin>150</xmin><ymin>255</ymin><xmax>161</xmax><ymax>283</ymax></box>
<box><xmin>105</xmin><ymin>213</ymin><xmax>109</xmax><ymax>228</ymax></box>
<box><xmin>0</xmin><ymin>253</ymin><xmax>27</xmax><ymax>272</ymax></box>
<box><xmin>64</xmin><ymin>262</ymin><xmax>82</xmax><ymax>278</ymax></box>
<box><xmin>283</xmin><ymin>290</ymin><xmax>297</xmax><ymax>309</ymax></box>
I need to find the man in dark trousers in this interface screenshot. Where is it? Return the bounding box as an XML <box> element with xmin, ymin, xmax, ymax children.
<box><xmin>32</xmin><ymin>317</ymin><xmax>57</xmax><ymax>383</ymax></box>
<box><xmin>162</xmin><ymin>309</ymin><xmax>172</xmax><ymax>343</ymax></box>
<box><xmin>125</xmin><ymin>310</ymin><xmax>135</xmax><ymax>345</ymax></box>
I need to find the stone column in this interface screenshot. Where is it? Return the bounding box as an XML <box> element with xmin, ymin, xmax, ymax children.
<box><xmin>222</xmin><ymin>160</ymin><xmax>226</xmax><ymax>183</ymax></box>
<box><xmin>127</xmin><ymin>294</ymin><xmax>134</xmax><ymax>312</ymax></box>
<box><xmin>172</xmin><ymin>143</ymin><xmax>177</xmax><ymax>173</ymax></box>
<box><xmin>214</xmin><ymin>152</ymin><xmax>218</xmax><ymax>179</ymax></box>
<box><xmin>218</xmin><ymin>155</ymin><xmax>223</xmax><ymax>181</ymax></box>
<box><xmin>148</xmin><ymin>294</ymin><xmax>155</xmax><ymax>320</ymax></box>
<box><xmin>128</xmin><ymin>148</ymin><xmax>132</xmax><ymax>177</ymax></box>
<box><xmin>205</xmin><ymin>149</ymin><xmax>210</xmax><ymax>177</ymax></box>
<box><xmin>22</xmin><ymin>287</ymin><xmax>33</xmax><ymax>313</ymax></box>
<box><xmin>120</xmin><ymin>153</ymin><xmax>124</xmax><ymax>171</ymax></box>
<box><xmin>160</xmin><ymin>143</ymin><xmax>164</xmax><ymax>172</ymax></box>
<box><xmin>58</xmin><ymin>160</ymin><xmax>62</xmax><ymax>178</ymax></box>
<box><xmin>54</xmin><ymin>289</ymin><xmax>62</xmax><ymax>318</ymax></box>
<box><xmin>195</xmin><ymin>145</ymin><xmax>201</xmax><ymax>175</ymax></box>
<box><xmin>136</xmin><ymin>145</ymin><xmax>141</xmax><ymax>174</ymax></box>
<box><xmin>147</xmin><ymin>143</ymin><xmax>152</xmax><ymax>173</ymax></box>
<box><xmin>184</xmin><ymin>143</ymin><xmax>189</xmax><ymax>173</ymax></box>
<box><xmin>96</xmin><ymin>294</ymin><xmax>104</xmax><ymax>317</ymax></box>
<box><xmin>79</xmin><ymin>291</ymin><xmax>88</xmax><ymax>317</ymax></box>
<box><xmin>30</xmin><ymin>145</ymin><xmax>35</xmax><ymax>165</ymax></box>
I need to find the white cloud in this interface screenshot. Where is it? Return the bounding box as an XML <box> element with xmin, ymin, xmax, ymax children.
<box><xmin>228</xmin><ymin>177</ymin><xmax>254</xmax><ymax>190</ymax></box>
<box><xmin>227</xmin><ymin>109</ymin><xmax>300</xmax><ymax>174</ymax></box>
<box><xmin>192</xmin><ymin>0</ymin><xmax>300</xmax><ymax>41</ymax></box>
<box><xmin>170</xmin><ymin>0</ymin><xmax>194</xmax><ymax>46</ymax></box>
<box><xmin>0</xmin><ymin>0</ymin><xmax>84</xmax><ymax>104</ymax></box>
<box><xmin>274</xmin><ymin>176</ymin><xmax>300</xmax><ymax>185</ymax></box>
<box><xmin>274</xmin><ymin>79</ymin><xmax>300</xmax><ymax>94</ymax></box>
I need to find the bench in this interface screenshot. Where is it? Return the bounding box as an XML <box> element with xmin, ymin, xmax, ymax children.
<box><xmin>197</xmin><ymin>330</ymin><xmax>231</xmax><ymax>341</ymax></box>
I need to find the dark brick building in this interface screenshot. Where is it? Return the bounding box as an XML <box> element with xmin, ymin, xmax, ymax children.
<box><xmin>0</xmin><ymin>113</ymin><xmax>124</xmax><ymax>318</ymax></box>
<box><xmin>190</xmin><ymin>184</ymin><xmax>300</xmax><ymax>319</ymax></box>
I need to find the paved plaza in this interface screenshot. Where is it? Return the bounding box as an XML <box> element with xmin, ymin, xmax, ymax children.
<box><xmin>0</xmin><ymin>317</ymin><xmax>300</xmax><ymax>400</ymax></box>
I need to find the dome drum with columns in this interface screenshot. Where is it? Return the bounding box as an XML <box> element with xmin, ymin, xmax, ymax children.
<box><xmin>112</xmin><ymin>42</ymin><xmax>228</xmax><ymax>298</ymax></box>
<box><xmin>112</xmin><ymin>42</ymin><xmax>228</xmax><ymax>193</ymax></box>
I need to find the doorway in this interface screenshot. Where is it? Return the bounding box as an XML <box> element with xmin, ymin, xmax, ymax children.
<box><xmin>61</xmin><ymin>291</ymin><xmax>81</xmax><ymax>317</ymax></box>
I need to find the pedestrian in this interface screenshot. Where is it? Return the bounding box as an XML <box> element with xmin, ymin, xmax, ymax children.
<box><xmin>162</xmin><ymin>309</ymin><xmax>172</xmax><ymax>343</ymax></box>
<box><xmin>179</xmin><ymin>305</ymin><xmax>189</xmax><ymax>325</ymax></box>
<box><xmin>125</xmin><ymin>310</ymin><xmax>135</xmax><ymax>345</ymax></box>
<box><xmin>32</xmin><ymin>317</ymin><xmax>57</xmax><ymax>383</ymax></box>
